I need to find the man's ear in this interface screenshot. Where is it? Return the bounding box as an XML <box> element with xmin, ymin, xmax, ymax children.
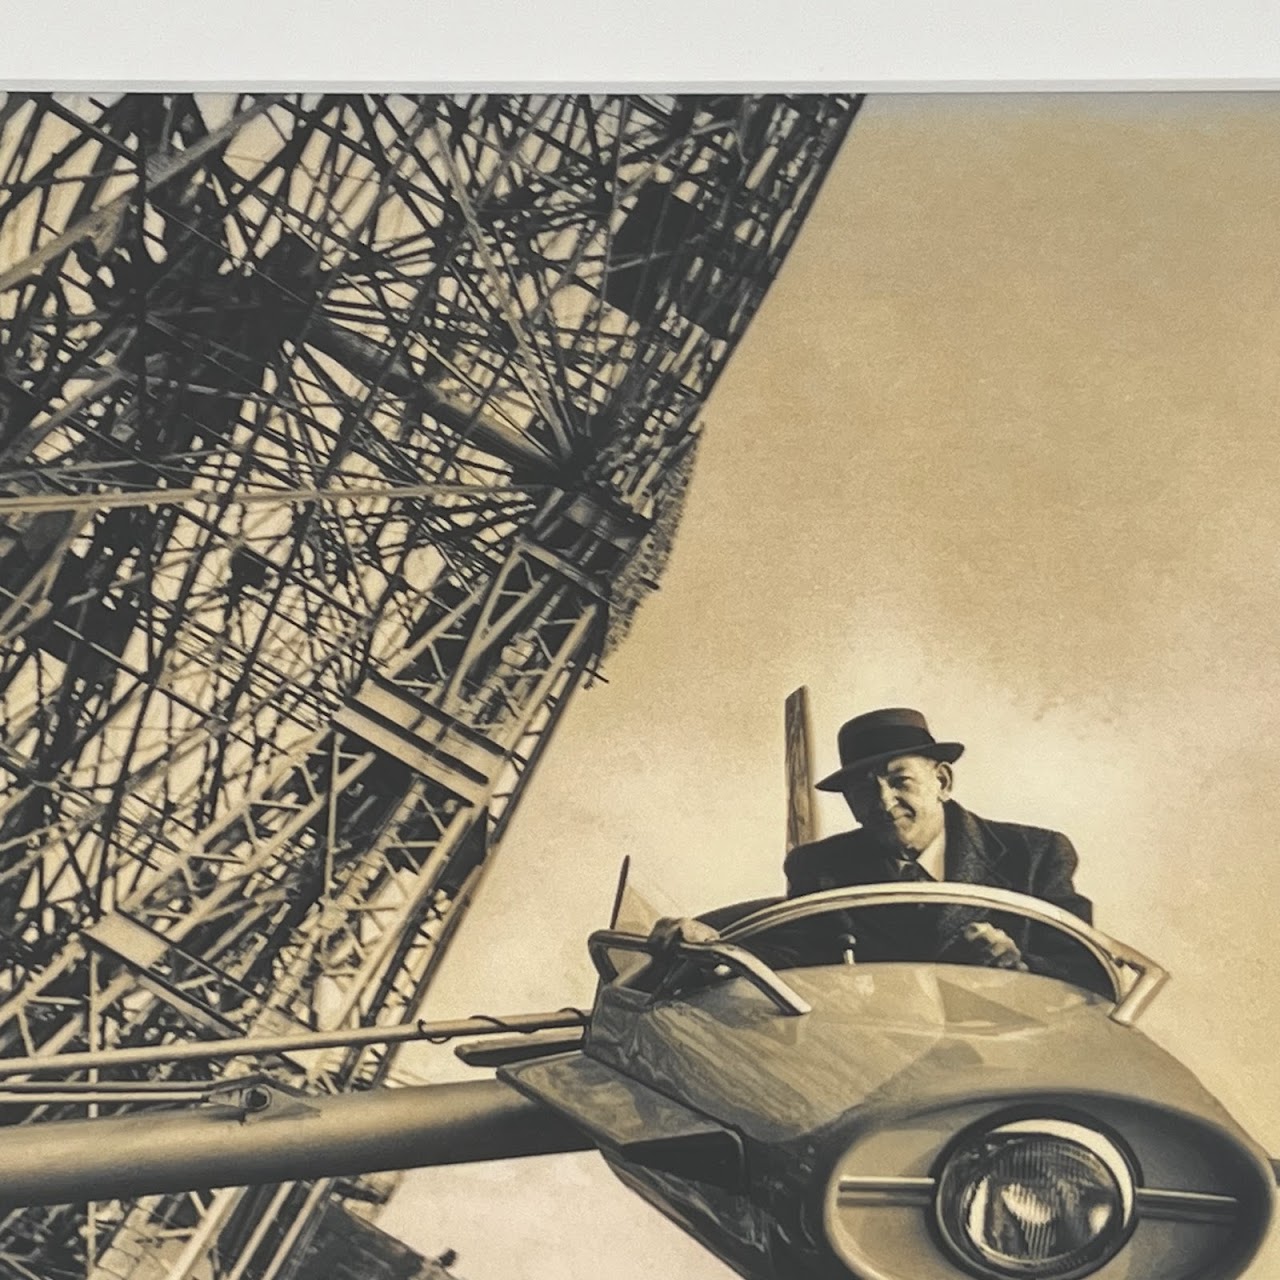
<box><xmin>935</xmin><ymin>761</ymin><xmax>954</xmax><ymax>798</ymax></box>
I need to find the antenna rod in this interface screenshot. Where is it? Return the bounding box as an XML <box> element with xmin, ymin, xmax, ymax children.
<box><xmin>0</xmin><ymin>1008</ymin><xmax>588</xmax><ymax>1078</ymax></box>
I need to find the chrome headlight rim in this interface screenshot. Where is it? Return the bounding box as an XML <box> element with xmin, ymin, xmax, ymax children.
<box><xmin>930</xmin><ymin>1111</ymin><xmax>1141</xmax><ymax>1280</ymax></box>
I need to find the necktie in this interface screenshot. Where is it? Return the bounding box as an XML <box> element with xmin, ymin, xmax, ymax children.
<box><xmin>896</xmin><ymin>857</ymin><xmax>933</xmax><ymax>883</ymax></box>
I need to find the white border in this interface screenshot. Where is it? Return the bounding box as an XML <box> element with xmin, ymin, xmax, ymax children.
<box><xmin>3</xmin><ymin>0</ymin><xmax>1280</xmax><ymax>89</ymax></box>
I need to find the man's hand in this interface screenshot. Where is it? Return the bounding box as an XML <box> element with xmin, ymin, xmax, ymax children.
<box><xmin>945</xmin><ymin>922</ymin><xmax>1028</xmax><ymax>971</ymax></box>
<box><xmin>648</xmin><ymin>916</ymin><xmax>721</xmax><ymax>956</ymax></box>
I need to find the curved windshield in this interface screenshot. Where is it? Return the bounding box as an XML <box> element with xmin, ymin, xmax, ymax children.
<box><xmin>716</xmin><ymin>897</ymin><xmax>1115</xmax><ymax>998</ymax></box>
<box><xmin>711</xmin><ymin>884</ymin><xmax>1164</xmax><ymax>1010</ymax></box>
<box><xmin>591</xmin><ymin>885</ymin><xmax>1165</xmax><ymax>1024</ymax></box>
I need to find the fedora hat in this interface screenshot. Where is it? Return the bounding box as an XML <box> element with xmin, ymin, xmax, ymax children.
<box><xmin>815</xmin><ymin>708</ymin><xmax>964</xmax><ymax>792</ymax></box>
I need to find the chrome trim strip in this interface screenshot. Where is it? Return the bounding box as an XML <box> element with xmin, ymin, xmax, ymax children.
<box><xmin>833</xmin><ymin>1171</ymin><xmax>1239</xmax><ymax>1228</ymax></box>
<box><xmin>836</xmin><ymin>1175</ymin><xmax>935</xmax><ymax>1207</ymax></box>
<box><xmin>1136</xmin><ymin>1187</ymin><xmax>1240</xmax><ymax>1224</ymax></box>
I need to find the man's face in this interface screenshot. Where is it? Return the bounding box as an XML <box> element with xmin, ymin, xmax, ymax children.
<box><xmin>842</xmin><ymin>754</ymin><xmax>952</xmax><ymax>854</ymax></box>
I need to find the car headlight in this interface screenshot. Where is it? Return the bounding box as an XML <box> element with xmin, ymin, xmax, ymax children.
<box><xmin>934</xmin><ymin>1118</ymin><xmax>1137</xmax><ymax>1280</ymax></box>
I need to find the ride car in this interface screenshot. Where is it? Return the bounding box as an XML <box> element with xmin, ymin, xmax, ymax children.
<box><xmin>504</xmin><ymin>883</ymin><xmax>1276</xmax><ymax>1280</ymax></box>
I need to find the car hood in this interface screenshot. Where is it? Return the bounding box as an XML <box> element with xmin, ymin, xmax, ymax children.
<box><xmin>587</xmin><ymin>963</ymin><xmax>1242</xmax><ymax>1144</ymax></box>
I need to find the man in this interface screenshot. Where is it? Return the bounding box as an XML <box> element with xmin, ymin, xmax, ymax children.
<box><xmin>783</xmin><ymin>707</ymin><xmax>1095</xmax><ymax>983</ymax></box>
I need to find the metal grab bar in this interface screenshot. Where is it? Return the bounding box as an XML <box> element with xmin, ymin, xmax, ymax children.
<box><xmin>587</xmin><ymin>930</ymin><xmax>812</xmax><ymax>1016</ymax></box>
<box><xmin>718</xmin><ymin>883</ymin><xmax>1168</xmax><ymax>1025</ymax></box>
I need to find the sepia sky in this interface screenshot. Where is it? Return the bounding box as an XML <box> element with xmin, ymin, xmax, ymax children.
<box><xmin>379</xmin><ymin>92</ymin><xmax>1280</xmax><ymax>1279</ymax></box>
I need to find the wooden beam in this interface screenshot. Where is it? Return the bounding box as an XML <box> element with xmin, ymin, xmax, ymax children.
<box><xmin>784</xmin><ymin>686</ymin><xmax>816</xmax><ymax>852</ymax></box>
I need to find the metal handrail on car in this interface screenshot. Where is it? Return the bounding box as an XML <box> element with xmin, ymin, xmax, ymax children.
<box><xmin>717</xmin><ymin>883</ymin><xmax>1168</xmax><ymax>1025</ymax></box>
<box><xmin>588</xmin><ymin>930</ymin><xmax>812</xmax><ymax>1016</ymax></box>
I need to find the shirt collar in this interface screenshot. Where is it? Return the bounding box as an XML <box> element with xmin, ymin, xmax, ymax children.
<box><xmin>915</xmin><ymin>825</ymin><xmax>947</xmax><ymax>880</ymax></box>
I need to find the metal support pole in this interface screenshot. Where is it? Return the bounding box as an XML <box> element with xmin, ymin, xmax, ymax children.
<box><xmin>785</xmin><ymin>685</ymin><xmax>817</xmax><ymax>852</ymax></box>
<box><xmin>0</xmin><ymin>1079</ymin><xmax>593</xmax><ymax>1208</ymax></box>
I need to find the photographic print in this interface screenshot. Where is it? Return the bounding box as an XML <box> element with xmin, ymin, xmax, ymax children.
<box><xmin>0</xmin><ymin>91</ymin><xmax>1274</xmax><ymax>1280</ymax></box>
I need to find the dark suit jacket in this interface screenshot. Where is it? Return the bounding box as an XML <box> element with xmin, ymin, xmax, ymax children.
<box><xmin>781</xmin><ymin>801</ymin><xmax>1101</xmax><ymax>990</ymax></box>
